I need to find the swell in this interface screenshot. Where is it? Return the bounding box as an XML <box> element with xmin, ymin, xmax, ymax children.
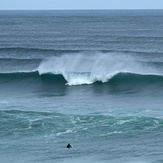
<box><xmin>0</xmin><ymin>47</ymin><xmax>81</xmax><ymax>58</ymax></box>
<box><xmin>1</xmin><ymin>47</ymin><xmax>163</xmax><ymax>58</ymax></box>
<box><xmin>109</xmin><ymin>72</ymin><xmax>163</xmax><ymax>85</ymax></box>
<box><xmin>0</xmin><ymin>71</ymin><xmax>66</xmax><ymax>83</ymax></box>
<box><xmin>0</xmin><ymin>71</ymin><xmax>39</xmax><ymax>80</ymax></box>
<box><xmin>0</xmin><ymin>110</ymin><xmax>163</xmax><ymax>137</ymax></box>
<box><xmin>0</xmin><ymin>58</ymin><xmax>41</xmax><ymax>61</ymax></box>
<box><xmin>0</xmin><ymin>47</ymin><xmax>79</xmax><ymax>52</ymax></box>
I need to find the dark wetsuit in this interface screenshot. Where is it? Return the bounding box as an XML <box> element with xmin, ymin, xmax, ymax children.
<box><xmin>66</xmin><ymin>143</ymin><xmax>72</xmax><ymax>148</ymax></box>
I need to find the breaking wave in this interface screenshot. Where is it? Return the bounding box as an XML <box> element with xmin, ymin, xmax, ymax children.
<box><xmin>0</xmin><ymin>52</ymin><xmax>163</xmax><ymax>88</ymax></box>
<box><xmin>38</xmin><ymin>52</ymin><xmax>162</xmax><ymax>85</ymax></box>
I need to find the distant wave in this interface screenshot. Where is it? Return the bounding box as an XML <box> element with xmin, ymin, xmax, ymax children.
<box><xmin>1</xmin><ymin>47</ymin><xmax>163</xmax><ymax>58</ymax></box>
<box><xmin>0</xmin><ymin>58</ymin><xmax>41</xmax><ymax>62</ymax></box>
<box><xmin>0</xmin><ymin>47</ymin><xmax>64</xmax><ymax>52</ymax></box>
<box><xmin>0</xmin><ymin>47</ymin><xmax>80</xmax><ymax>56</ymax></box>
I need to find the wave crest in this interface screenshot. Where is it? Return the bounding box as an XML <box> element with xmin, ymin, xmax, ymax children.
<box><xmin>38</xmin><ymin>52</ymin><xmax>160</xmax><ymax>85</ymax></box>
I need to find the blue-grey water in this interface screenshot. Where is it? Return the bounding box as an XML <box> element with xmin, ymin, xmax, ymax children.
<box><xmin>0</xmin><ymin>10</ymin><xmax>163</xmax><ymax>163</ymax></box>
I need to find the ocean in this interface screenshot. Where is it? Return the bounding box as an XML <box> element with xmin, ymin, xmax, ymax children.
<box><xmin>0</xmin><ymin>10</ymin><xmax>163</xmax><ymax>163</ymax></box>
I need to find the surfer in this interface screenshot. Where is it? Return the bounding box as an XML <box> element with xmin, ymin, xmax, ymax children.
<box><xmin>66</xmin><ymin>143</ymin><xmax>72</xmax><ymax>149</ymax></box>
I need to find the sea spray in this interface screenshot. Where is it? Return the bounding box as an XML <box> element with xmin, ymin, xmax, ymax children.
<box><xmin>38</xmin><ymin>52</ymin><xmax>159</xmax><ymax>85</ymax></box>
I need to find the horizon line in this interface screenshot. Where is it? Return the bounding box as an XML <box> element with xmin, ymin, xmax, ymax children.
<box><xmin>1</xmin><ymin>9</ymin><xmax>163</xmax><ymax>11</ymax></box>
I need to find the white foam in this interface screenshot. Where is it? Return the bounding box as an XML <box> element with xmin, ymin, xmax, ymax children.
<box><xmin>38</xmin><ymin>52</ymin><xmax>160</xmax><ymax>85</ymax></box>
<box><xmin>56</xmin><ymin>129</ymin><xmax>75</xmax><ymax>136</ymax></box>
<box><xmin>0</xmin><ymin>69</ymin><xmax>37</xmax><ymax>74</ymax></box>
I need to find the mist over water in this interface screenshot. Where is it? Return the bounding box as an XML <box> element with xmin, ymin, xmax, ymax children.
<box><xmin>1</xmin><ymin>10</ymin><xmax>163</xmax><ymax>163</ymax></box>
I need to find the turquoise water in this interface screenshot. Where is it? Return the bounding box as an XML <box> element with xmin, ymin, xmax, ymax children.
<box><xmin>0</xmin><ymin>10</ymin><xmax>163</xmax><ymax>163</ymax></box>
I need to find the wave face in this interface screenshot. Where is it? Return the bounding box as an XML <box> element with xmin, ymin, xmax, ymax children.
<box><xmin>1</xmin><ymin>71</ymin><xmax>163</xmax><ymax>88</ymax></box>
<box><xmin>38</xmin><ymin>52</ymin><xmax>161</xmax><ymax>85</ymax></box>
